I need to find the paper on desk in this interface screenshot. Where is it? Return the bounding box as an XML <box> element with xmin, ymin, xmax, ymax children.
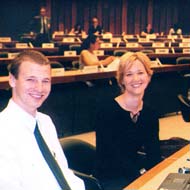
<box><xmin>106</xmin><ymin>58</ymin><xmax>120</xmax><ymax>71</ymax></box>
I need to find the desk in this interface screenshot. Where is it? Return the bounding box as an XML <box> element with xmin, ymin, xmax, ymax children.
<box><xmin>124</xmin><ymin>145</ymin><xmax>190</xmax><ymax>190</ymax></box>
<box><xmin>0</xmin><ymin>53</ymin><xmax>189</xmax><ymax>66</ymax></box>
<box><xmin>0</xmin><ymin>47</ymin><xmax>59</xmax><ymax>55</ymax></box>
<box><xmin>0</xmin><ymin>64</ymin><xmax>190</xmax><ymax>89</ymax></box>
<box><xmin>0</xmin><ymin>64</ymin><xmax>189</xmax><ymax>136</ymax></box>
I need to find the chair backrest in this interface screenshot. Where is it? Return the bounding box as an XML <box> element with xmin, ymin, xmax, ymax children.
<box><xmin>176</xmin><ymin>57</ymin><xmax>190</xmax><ymax>65</ymax></box>
<box><xmin>0</xmin><ymin>62</ymin><xmax>9</xmax><ymax>76</ymax></box>
<box><xmin>69</xmin><ymin>44</ymin><xmax>81</xmax><ymax>55</ymax></box>
<box><xmin>177</xmin><ymin>94</ymin><xmax>190</xmax><ymax>122</ymax></box>
<box><xmin>50</xmin><ymin>61</ymin><xmax>63</xmax><ymax>68</ymax></box>
<box><xmin>113</xmin><ymin>50</ymin><xmax>127</xmax><ymax>56</ymax></box>
<box><xmin>59</xmin><ymin>138</ymin><xmax>96</xmax><ymax>176</ymax></box>
<box><xmin>71</xmin><ymin>60</ymin><xmax>80</xmax><ymax>70</ymax></box>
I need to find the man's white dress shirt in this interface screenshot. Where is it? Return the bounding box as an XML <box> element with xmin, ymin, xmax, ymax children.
<box><xmin>0</xmin><ymin>99</ymin><xmax>85</xmax><ymax>190</ymax></box>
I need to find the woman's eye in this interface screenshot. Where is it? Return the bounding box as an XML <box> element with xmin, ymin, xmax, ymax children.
<box><xmin>125</xmin><ymin>73</ymin><xmax>132</xmax><ymax>77</ymax></box>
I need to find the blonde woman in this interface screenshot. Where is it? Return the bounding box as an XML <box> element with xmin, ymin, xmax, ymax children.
<box><xmin>95</xmin><ymin>52</ymin><xmax>161</xmax><ymax>190</ymax></box>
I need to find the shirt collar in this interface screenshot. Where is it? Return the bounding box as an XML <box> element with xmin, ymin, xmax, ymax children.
<box><xmin>8</xmin><ymin>99</ymin><xmax>37</xmax><ymax>133</ymax></box>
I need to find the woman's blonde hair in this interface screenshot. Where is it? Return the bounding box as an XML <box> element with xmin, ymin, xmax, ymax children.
<box><xmin>117</xmin><ymin>51</ymin><xmax>153</xmax><ymax>93</ymax></box>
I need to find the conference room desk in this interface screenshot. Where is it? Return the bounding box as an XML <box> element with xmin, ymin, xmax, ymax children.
<box><xmin>0</xmin><ymin>41</ymin><xmax>19</xmax><ymax>48</ymax></box>
<box><xmin>46</xmin><ymin>53</ymin><xmax>190</xmax><ymax>65</ymax></box>
<box><xmin>0</xmin><ymin>47</ymin><xmax>59</xmax><ymax>55</ymax></box>
<box><xmin>0</xmin><ymin>64</ymin><xmax>189</xmax><ymax>136</ymax></box>
<box><xmin>124</xmin><ymin>145</ymin><xmax>190</xmax><ymax>190</ymax></box>
<box><xmin>0</xmin><ymin>63</ymin><xmax>190</xmax><ymax>90</ymax></box>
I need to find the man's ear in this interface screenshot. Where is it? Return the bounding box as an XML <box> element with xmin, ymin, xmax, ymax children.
<box><xmin>9</xmin><ymin>73</ymin><xmax>16</xmax><ymax>88</ymax></box>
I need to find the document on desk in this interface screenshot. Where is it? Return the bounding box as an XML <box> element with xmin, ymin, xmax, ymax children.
<box><xmin>106</xmin><ymin>58</ymin><xmax>120</xmax><ymax>71</ymax></box>
<box><xmin>157</xmin><ymin>173</ymin><xmax>190</xmax><ymax>190</ymax></box>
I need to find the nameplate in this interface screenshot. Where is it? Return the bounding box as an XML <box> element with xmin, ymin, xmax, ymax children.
<box><xmin>51</xmin><ymin>68</ymin><xmax>65</xmax><ymax>76</ymax></box>
<box><xmin>110</xmin><ymin>37</ymin><xmax>121</xmax><ymax>43</ymax></box>
<box><xmin>179</xmin><ymin>43</ymin><xmax>190</xmax><ymax>47</ymax></box>
<box><xmin>64</xmin><ymin>50</ymin><xmax>77</xmax><ymax>56</ymax></box>
<box><xmin>102</xmin><ymin>33</ymin><xmax>112</xmax><ymax>39</ymax></box>
<box><xmin>167</xmin><ymin>35</ymin><xmax>178</xmax><ymax>39</ymax></box>
<box><xmin>52</xmin><ymin>31</ymin><xmax>64</xmax><ymax>39</ymax></box>
<box><xmin>124</xmin><ymin>35</ymin><xmax>134</xmax><ymax>39</ymax></box>
<box><xmin>53</xmin><ymin>31</ymin><xmax>64</xmax><ymax>36</ymax></box>
<box><xmin>62</xmin><ymin>38</ymin><xmax>75</xmax><ymax>42</ymax></box>
<box><xmin>0</xmin><ymin>37</ymin><xmax>11</xmax><ymax>42</ymax></box>
<box><xmin>151</xmin><ymin>60</ymin><xmax>160</xmax><ymax>67</ymax></box>
<box><xmin>152</xmin><ymin>42</ymin><xmax>165</xmax><ymax>47</ymax></box>
<box><xmin>138</xmin><ymin>38</ymin><xmax>150</xmax><ymax>42</ymax></box>
<box><xmin>42</xmin><ymin>43</ymin><xmax>55</xmax><ymax>48</ymax></box>
<box><xmin>8</xmin><ymin>53</ymin><xmax>20</xmax><ymax>59</ymax></box>
<box><xmin>82</xmin><ymin>65</ymin><xmax>98</xmax><ymax>73</ymax></box>
<box><xmin>100</xmin><ymin>43</ymin><xmax>113</xmax><ymax>48</ymax></box>
<box><xmin>146</xmin><ymin>34</ymin><xmax>156</xmax><ymax>39</ymax></box>
<box><xmin>155</xmin><ymin>48</ymin><xmax>169</xmax><ymax>54</ymax></box>
<box><xmin>93</xmin><ymin>50</ymin><xmax>104</xmax><ymax>56</ymax></box>
<box><xmin>183</xmin><ymin>49</ymin><xmax>190</xmax><ymax>54</ymax></box>
<box><xmin>182</xmin><ymin>38</ymin><xmax>190</xmax><ymax>43</ymax></box>
<box><xmin>126</xmin><ymin>43</ymin><xmax>139</xmax><ymax>47</ymax></box>
<box><xmin>15</xmin><ymin>43</ymin><xmax>28</xmax><ymax>48</ymax></box>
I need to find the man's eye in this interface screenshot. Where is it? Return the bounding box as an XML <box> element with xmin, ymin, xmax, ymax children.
<box><xmin>26</xmin><ymin>78</ymin><xmax>35</xmax><ymax>82</ymax></box>
<box><xmin>43</xmin><ymin>80</ymin><xmax>50</xmax><ymax>83</ymax></box>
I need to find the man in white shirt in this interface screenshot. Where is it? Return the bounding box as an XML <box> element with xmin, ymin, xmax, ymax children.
<box><xmin>0</xmin><ymin>50</ymin><xmax>85</xmax><ymax>190</ymax></box>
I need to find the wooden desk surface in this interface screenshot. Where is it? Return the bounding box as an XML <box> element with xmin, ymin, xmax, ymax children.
<box><xmin>0</xmin><ymin>64</ymin><xmax>190</xmax><ymax>90</ymax></box>
<box><xmin>124</xmin><ymin>145</ymin><xmax>190</xmax><ymax>190</ymax></box>
<box><xmin>0</xmin><ymin>53</ymin><xmax>190</xmax><ymax>65</ymax></box>
<box><xmin>0</xmin><ymin>47</ymin><xmax>59</xmax><ymax>53</ymax></box>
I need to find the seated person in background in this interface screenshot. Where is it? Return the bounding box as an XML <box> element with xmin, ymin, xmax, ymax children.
<box><xmin>68</xmin><ymin>22</ymin><xmax>86</xmax><ymax>36</ymax></box>
<box><xmin>79</xmin><ymin>34</ymin><xmax>115</xmax><ymax>68</ymax></box>
<box><xmin>95</xmin><ymin>52</ymin><xmax>162</xmax><ymax>190</ymax></box>
<box><xmin>0</xmin><ymin>50</ymin><xmax>85</xmax><ymax>190</ymax></box>
<box><xmin>141</xmin><ymin>23</ymin><xmax>155</xmax><ymax>36</ymax></box>
<box><xmin>169</xmin><ymin>23</ymin><xmax>182</xmax><ymax>35</ymax></box>
<box><xmin>88</xmin><ymin>17</ymin><xmax>103</xmax><ymax>36</ymax></box>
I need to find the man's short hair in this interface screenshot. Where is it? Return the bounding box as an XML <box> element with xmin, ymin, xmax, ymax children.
<box><xmin>8</xmin><ymin>50</ymin><xmax>50</xmax><ymax>79</ymax></box>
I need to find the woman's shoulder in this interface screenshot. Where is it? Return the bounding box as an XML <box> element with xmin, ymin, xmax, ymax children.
<box><xmin>80</xmin><ymin>49</ymin><xmax>89</xmax><ymax>55</ymax></box>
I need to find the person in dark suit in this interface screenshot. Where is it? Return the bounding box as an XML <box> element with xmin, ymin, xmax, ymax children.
<box><xmin>30</xmin><ymin>7</ymin><xmax>51</xmax><ymax>46</ymax></box>
<box><xmin>88</xmin><ymin>17</ymin><xmax>103</xmax><ymax>36</ymax></box>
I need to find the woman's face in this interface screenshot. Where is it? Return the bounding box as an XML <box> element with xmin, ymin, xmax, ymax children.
<box><xmin>122</xmin><ymin>60</ymin><xmax>150</xmax><ymax>96</ymax></box>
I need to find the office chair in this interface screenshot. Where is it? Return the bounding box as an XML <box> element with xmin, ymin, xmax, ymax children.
<box><xmin>71</xmin><ymin>60</ymin><xmax>80</xmax><ymax>70</ymax></box>
<box><xmin>50</xmin><ymin>61</ymin><xmax>63</xmax><ymax>68</ymax></box>
<box><xmin>177</xmin><ymin>94</ymin><xmax>190</xmax><ymax>122</ymax></box>
<box><xmin>59</xmin><ymin>138</ymin><xmax>104</xmax><ymax>190</ymax></box>
<box><xmin>69</xmin><ymin>44</ymin><xmax>81</xmax><ymax>55</ymax></box>
<box><xmin>0</xmin><ymin>62</ymin><xmax>9</xmax><ymax>76</ymax></box>
<box><xmin>113</xmin><ymin>50</ymin><xmax>127</xmax><ymax>57</ymax></box>
<box><xmin>176</xmin><ymin>57</ymin><xmax>190</xmax><ymax>99</ymax></box>
<box><xmin>0</xmin><ymin>52</ymin><xmax>8</xmax><ymax>58</ymax></box>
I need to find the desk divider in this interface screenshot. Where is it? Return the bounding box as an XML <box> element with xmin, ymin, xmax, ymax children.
<box><xmin>15</xmin><ymin>43</ymin><xmax>29</xmax><ymax>48</ymax></box>
<box><xmin>42</xmin><ymin>43</ymin><xmax>55</xmax><ymax>48</ymax></box>
<box><xmin>64</xmin><ymin>51</ymin><xmax>77</xmax><ymax>56</ymax></box>
<box><xmin>0</xmin><ymin>37</ymin><xmax>11</xmax><ymax>42</ymax></box>
<box><xmin>155</xmin><ymin>49</ymin><xmax>169</xmax><ymax>54</ymax></box>
<box><xmin>126</xmin><ymin>42</ymin><xmax>139</xmax><ymax>47</ymax></box>
<box><xmin>179</xmin><ymin>43</ymin><xmax>190</xmax><ymax>48</ymax></box>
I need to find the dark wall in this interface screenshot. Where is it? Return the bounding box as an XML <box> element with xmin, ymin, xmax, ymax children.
<box><xmin>0</xmin><ymin>0</ymin><xmax>46</xmax><ymax>40</ymax></box>
<box><xmin>1</xmin><ymin>0</ymin><xmax>190</xmax><ymax>39</ymax></box>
